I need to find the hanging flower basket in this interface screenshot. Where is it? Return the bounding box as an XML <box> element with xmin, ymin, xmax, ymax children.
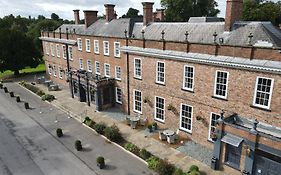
<box><xmin>210</xmin><ymin>133</ymin><xmax>218</xmax><ymax>141</ymax></box>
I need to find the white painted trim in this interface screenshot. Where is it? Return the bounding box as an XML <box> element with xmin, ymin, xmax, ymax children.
<box><xmin>115</xmin><ymin>87</ymin><xmax>122</xmax><ymax>104</ymax></box>
<box><xmin>154</xmin><ymin>96</ymin><xmax>165</xmax><ymax>123</ymax></box>
<box><xmin>79</xmin><ymin>58</ymin><xmax>84</xmax><ymax>70</ymax></box>
<box><xmin>68</xmin><ymin>46</ymin><xmax>73</xmax><ymax>61</ymax></box>
<box><xmin>56</xmin><ymin>44</ymin><xmax>60</xmax><ymax>58</ymax></box>
<box><xmin>53</xmin><ymin>65</ymin><xmax>57</xmax><ymax>77</ymax></box>
<box><xmin>213</xmin><ymin>70</ymin><xmax>229</xmax><ymax>99</ymax></box>
<box><xmin>85</xmin><ymin>39</ymin><xmax>91</xmax><ymax>52</ymax></box>
<box><xmin>87</xmin><ymin>59</ymin><xmax>92</xmax><ymax>72</ymax></box>
<box><xmin>115</xmin><ymin>66</ymin><xmax>121</xmax><ymax>81</ymax></box>
<box><xmin>62</xmin><ymin>45</ymin><xmax>66</xmax><ymax>59</ymax></box>
<box><xmin>50</xmin><ymin>43</ymin><xmax>55</xmax><ymax>57</ymax></box>
<box><xmin>104</xmin><ymin>63</ymin><xmax>110</xmax><ymax>78</ymax></box>
<box><xmin>103</xmin><ymin>41</ymin><xmax>109</xmax><ymax>56</ymax></box>
<box><xmin>252</xmin><ymin>76</ymin><xmax>274</xmax><ymax>110</ymax></box>
<box><xmin>182</xmin><ymin>65</ymin><xmax>195</xmax><ymax>91</ymax></box>
<box><xmin>179</xmin><ymin>103</ymin><xmax>192</xmax><ymax>134</ymax></box>
<box><xmin>58</xmin><ymin>66</ymin><xmax>63</xmax><ymax>79</ymax></box>
<box><xmin>77</xmin><ymin>38</ymin><xmax>82</xmax><ymax>51</ymax></box>
<box><xmin>95</xmin><ymin>61</ymin><xmax>100</xmax><ymax>75</ymax></box>
<box><xmin>208</xmin><ymin>112</ymin><xmax>220</xmax><ymax>142</ymax></box>
<box><xmin>133</xmin><ymin>58</ymin><xmax>142</xmax><ymax>79</ymax></box>
<box><xmin>94</xmin><ymin>40</ymin><xmax>99</xmax><ymax>54</ymax></box>
<box><xmin>114</xmin><ymin>42</ymin><xmax>121</xmax><ymax>58</ymax></box>
<box><xmin>133</xmin><ymin>89</ymin><xmax>142</xmax><ymax>114</ymax></box>
<box><xmin>155</xmin><ymin>61</ymin><xmax>165</xmax><ymax>85</ymax></box>
<box><xmin>45</xmin><ymin>43</ymin><xmax>49</xmax><ymax>55</ymax></box>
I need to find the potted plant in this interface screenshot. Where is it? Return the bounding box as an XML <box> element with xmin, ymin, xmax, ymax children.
<box><xmin>96</xmin><ymin>156</ymin><xmax>105</xmax><ymax>169</ymax></box>
<box><xmin>16</xmin><ymin>96</ymin><xmax>20</xmax><ymax>102</ymax></box>
<box><xmin>24</xmin><ymin>102</ymin><xmax>29</xmax><ymax>109</ymax></box>
<box><xmin>4</xmin><ymin>87</ymin><xmax>8</xmax><ymax>93</ymax></box>
<box><xmin>56</xmin><ymin>128</ymin><xmax>63</xmax><ymax>137</ymax></box>
<box><xmin>167</xmin><ymin>104</ymin><xmax>174</xmax><ymax>111</ymax></box>
<box><xmin>0</xmin><ymin>83</ymin><xmax>3</xmax><ymax>89</ymax></box>
<box><xmin>9</xmin><ymin>92</ymin><xmax>14</xmax><ymax>97</ymax></box>
<box><xmin>210</xmin><ymin>132</ymin><xmax>218</xmax><ymax>141</ymax></box>
<box><xmin>152</xmin><ymin>122</ymin><xmax>158</xmax><ymax>131</ymax></box>
<box><xmin>75</xmin><ymin>140</ymin><xmax>82</xmax><ymax>151</ymax></box>
<box><xmin>147</xmin><ymin>124</ymin><xmax>153</xmax><ymax>133</ymax></box>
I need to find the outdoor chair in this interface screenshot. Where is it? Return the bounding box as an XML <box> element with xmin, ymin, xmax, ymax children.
<box><xmin>131</xmin><ymin>121</ymin><xmax>137</xmax><ymax>129</ymax></box>
<box><xmin>159</xmin><ymin>131</ymin><xmax>167</xmax><ymax>141</ymax></box>
<box><xmin>167</xmin><ymin>134</ymin><xmax>176</xmax><ymax>144</ymax></box>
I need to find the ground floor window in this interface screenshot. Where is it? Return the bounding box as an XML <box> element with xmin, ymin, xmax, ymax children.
<box><xmin>155</xmin><ymin>96</ymin><xmax>165</xmax><ymax>122</ymax></box>
<box><xmin>116</xmin><ymin>87</ymin><xmax>122</xmax><ymax>104</ymax></box>
<box><xmin>179</xmin><ymin>104</ymin><xmax>193</xmax><ymax>133</ymax></box>
<box><xmin>225</xmin><ymin>144</ymin><xmax>242</xmax><ymax>169</ymax></box>
<box><xmin>133</xmin><ymin>90</ymin><xmax>142</xmax><ymax>113</ymax></box>
<box><xmin>208</xmin><ymin>113</ymin><xmax>220</xmax><ymax>141</ymax></box>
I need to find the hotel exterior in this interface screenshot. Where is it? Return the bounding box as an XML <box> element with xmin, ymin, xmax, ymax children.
<box><xmin>40</xmin><ymin>1</ymin><xmax>281</xmax><ymax>174</ymax></box>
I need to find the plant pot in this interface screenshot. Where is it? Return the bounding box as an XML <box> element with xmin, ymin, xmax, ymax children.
<box><xmin>24</xmin><ymin>102</ymin><xmax>29</xmax><ymax>109</ymax></box>
<box><xmin>56</xmin><ymin>128</ymin><xmax>63</xmax><ymax>137</ymax></box>
<box><xmin>4</xmin><ymin>87</ymin><xmax>8</xmax><ymax>93</ymax></box>
<box><xmin>75</xmin><ymin>140</ymin><xmax>82</xmax><ymax>151</ymax></box>
<box><xmin>9</xmin><ymin>92</ymin><xmax>14</xmax><ymax>97</ymax></box>
<box><xmin>16</xmin><ymin>96</ymin><xmax>20</xmax><ymax>102</ymax></box>
<box><xmin>96</xmin><ymin>156</ymin><xmax>105</xmax><ymax>169</ymax></box>
<box><xmin>97</xmin><ymin>163</ymin><xmax>105</xmax><ymax>169</ymax></box>
<box><xmin>0</xmin><ymin>84</ymin><xmax>3</xmax><ymax>89</ymax></box>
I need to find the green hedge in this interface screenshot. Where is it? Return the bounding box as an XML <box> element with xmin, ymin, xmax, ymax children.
<box><xmin>104</xmin><ymin>124</ymin><xmax>121</xmax><ymax>142</ymax></box>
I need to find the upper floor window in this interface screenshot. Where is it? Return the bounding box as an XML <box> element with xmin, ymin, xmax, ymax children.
<box><xmin>133</xmin><ymin>90</ymin><xmax>142</xmax><ymax>113</ymax></box>
<box><xmin>87</xmin><ymin>60</ymin><xmax>92</xmax><ymax>72</ymax></box>
<box><xmin>59</xmin><ymin>67</ymin><xmax>63</xmax><ymax>79</ymax></box>
<box><xmin>134</xmin><ymin>58</ymin><xmax>142</xmax><ymax>79</ymax></box>
<box><xmin>253</xmin><ymin>77</ymin><xmax>274</xmax><ymax>109</ymax></box>
<box><xmin>64</xmin><ymin>68</ymin><xmax>68</xmax><ymax>80</ymax></box>
<box><xmin>68</xmin><ymin>46</ymin><xmax>73</xmax><ymax>60</ymax></box>
<box><xmin>155</xmin><ymin>96</ymin><xmax>165</xmax><ymax>122</ymax></box>
<box><xmin>115</xmin><ymin>66</ymin><xmax>121</xmax><ymax>81</ymax></box>
<box><xmin>56</xmin><ymin>44</ymin><xmax>60</xmax><ymax>58</ymax></box>
<box><xmin>95</xmin><ymin>61</ymin><xmax>100</xmax><ymax>75</ymax></box>
<box><xmin>156</xmin><ymin>61</ymin><xmax>165</xmax><ymax>84</ymax></box>
<box><xmin>183</xmin><ymin>66</ymin><xmax>194</xmax><ymax>91</ymax></box>
<box><xmin>50</xmin><ymin>43</ymin><xmax>55</xmax><ymax>56</ymax></box>
<box><xmin>94</xmin><ymin>40</ymin><xmax>99</xmax><ymax>54</ymax></box>
<box><xmin>116</xmin><ymin>87</ymin><xmax>122</xmax><ymax>104</ymax></box>
<box><xmin>48</xmin><ymin>64</ymin><xmax>52</xmax><ymax>75</ymax></box>
<box><xmin>104</xmin><ymin>63</ymin><xmax>110</xmax><ymax>77</ymax></box>
<box><xmin>77</xmin><ymin>38</ymin><xmax>82</xmax><ymax>51</ymax></box>
<box><xmin>208</xmin><ymin>113</ymin><xmax>220</xmax><ymax>141</ymax></box>
<box><xmin>86</xmin><ymin>39</ymin><xmax>91</xmax><ymax>52</ymax></box>
<box><xmin>214</xmin><ymin>71</ymin><xmax>229</xmax><ymax>99</ymax></box>
<box><xmin>103</xmin><ymin>41</ymin><xmax>109</xmax><ymax>56</ymax></box>
<box><xmin>79</xmin><ymin>59</ymin><xmax>83</xmax><ymax>70</ymax></box>
<box><xmin>114</xmin><ymin>42</ymin><xmax>120</xmax><ymax>57</ymax></box>
<box><xmin>62</xmin><ymin>45</ymin><xmax>66</xmax><ymax>59</ymax></box>
<box><xmin>180</xmin><ymin>103</ymin><xmax>193</xmax><ymax>133</ymax></box>
<box><xmin>45</xmin><ymin>43</ymin><xmax>49</xmax><ymax>55</ymax></box>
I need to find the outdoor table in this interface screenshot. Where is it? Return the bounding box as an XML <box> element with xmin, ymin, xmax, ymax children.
<box><xmin>130</xmin><ymin>117</ymin><xmax>140</xmax><ymax>129</ymax></box>
<box><xmin>163</xmin><ymin>130</ymin><xmax>175</xmax><ymax>136</ymax></box>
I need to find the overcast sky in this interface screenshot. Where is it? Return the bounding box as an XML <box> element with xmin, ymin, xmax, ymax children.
<box><xmin>0</xmin><ymin>0</ymin><xmax>279</xmax><ymax>20</ymax></box>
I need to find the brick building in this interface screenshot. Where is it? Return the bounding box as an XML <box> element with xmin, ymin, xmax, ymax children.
<box><xmin>40</xmin><ymin>1</ymin><xmax>281</xmax><ymax>174</ymax></box>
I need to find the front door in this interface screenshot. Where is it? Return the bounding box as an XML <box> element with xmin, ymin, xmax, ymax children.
<box><xmin>253</xmin><ymin>152</ymin><xmax>281</xmax><ymax>175</ymax></box>
<box><xmin>79</xmin><ymin>85</ymin><xmax>87</xmax><ymax>102</ymax></box>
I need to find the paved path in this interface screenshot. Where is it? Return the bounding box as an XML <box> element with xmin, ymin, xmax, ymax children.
<box><xmin>0</xmin><ymin>83</ymin><xmax>155</xmax><ymax>175</ymax></box>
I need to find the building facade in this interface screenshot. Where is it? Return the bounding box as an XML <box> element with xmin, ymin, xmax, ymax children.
<box><xmin>40</xmin><ymin>1</ymin><xmax>281</xmax><ymax>175</ymax></box>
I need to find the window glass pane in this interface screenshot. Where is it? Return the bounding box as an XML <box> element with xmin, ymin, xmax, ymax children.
<box><xmin>254</xmin><ymin>77</ymin><xmax>273</xmax><ymax>108</ymax></box>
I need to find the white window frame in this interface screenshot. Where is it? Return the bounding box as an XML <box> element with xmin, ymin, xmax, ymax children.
<box><xmin>87</xmin><ymin>60</ymin><xmax>92</xmax><ymax>72</ymax></box>
<box><xmin>95</xmin><ymin>61</ymin><xmax>100</xmax><ymax>75</ymax></box>
<box><xmin>208</xmin><ymin>112</ymin><xmax>220</xmax><ymax>142</ymax></box>
<box><xmin>154</xmin><ymin>96</ymin><xmax>165</xmax><ymax>122</ymax></box>
<box><xmin>115</xmin><ymin>66</ymin><xmax>121</xmax><ymax>81</ymax></box>
<box><xmin>48</xmin><ymin>64</ymin><xmax>52</xmax><ymax>75</ymax></box>
<box><xmin>50</xmin><ymin>43</ymin><xmax>55</xmax><ymax>57</ymax></box>
<box><xmin>68</xmin><ymin>46</ymin><xmax>73</xmax><ymax>61</ymax></box>
<box><xmin>62</xmin><ymin>45</ymin><xmax>66</xmax><ymax>59</ymax></box>
<box><xmin>79</xmin><ymin>58</ymin><xmax>83</xmax><ymax>70</ymax></box>
<box><xmin>253</xmin><ymin>77</ymin><xmax>274</xmax><ymax>109</ymax></box>
<box><xmin>59</xmin><ymin>66</ymin><xmax>63</xmax><ymax>79</ymax></box>
<box><xmin>64</xmin><ymin>68</ymin><xmax>68</xmax><ymax>80</ymax></box>
<box><xmin>53</xmin><ymin>65</ymin><xmax>57</xmax><ymax>77</ymax></box>
<box><xmin>94</xmin><ymin>40</ymin><xmax>99</xmax><ymax>54</ymax></box>
<box><xmin>134</xmin><ymin>58</ymin><xmax>142</xmax><ymax>79</ymax></box>
<box><xmin>77</xmin><ymin>38</ymin><xmax>82</xmax><ymax>51</ymax></box>
<box><xmin>156</xmin><ymin>61</ymin><xmax>165</xmax><ymax>85</ymax></box>
<box><xmin>115</xmin><ymin>87</ymin><xmax>122</xmax><ymax>104</ymax></box>
<box><xmin>114</xmin><ymin>42</ymin><xmax>120</xmax><ymax>57</ymax></box>
<box><xmin>56</xmin><ymin>44</ymin><xmax>60</xmax><ymax>58</ymax></box>
<box><xmin>103</xmin><ymin>41</ymin><xmax>109</xmax><ymax>56</ymax></box>
<box><xmin>45</xmin><ymin>43</ymin><xmax>49</xmax><ymax>55</ymax></box>
<box><xmin>85</xmin><ymin>39</ymin><xmax>91</xmax><ymax>52</ymax></box>
<box><xmin>213</xmin><ymin>70</ymin><xmax>229</xmax><ymax>99</ymax></box>
<box><xmin>179</xmin><ymin>103</ymin><xmax>193</xmax><ymax>133</ymax></box>
<box><xmin>183</xmin><ymin>65</ymin><xmax>194</xmax><ymax>91</ymax></box>
<box><xmin>133</xmin><ymin>90</ymin><xmax>142</xmax><ymax>114</ymax></box>
<box><xmin>104</xmin><ymin>63</ymin><xmax>110</xmax><ymax>77</ymax></box>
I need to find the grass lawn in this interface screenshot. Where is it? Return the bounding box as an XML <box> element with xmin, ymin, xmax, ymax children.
<box><xmin>0</xmin><ymin>63</ymin><xmax>46</xmax><ymax>79</ymax></box>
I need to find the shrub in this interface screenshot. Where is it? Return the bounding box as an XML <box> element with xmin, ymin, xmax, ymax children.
<box><xmin>173</xmin><ymin>168</ymin><xmax>184</xmax><ymax>175</ymax></box>
<box><xmin>36</xmin><ymin>90</ymin><xmax>45</xmax><ymax>97</ymax></box>
<box><xmin>189</xmin><ymin>165</ymin><xmax>199</xmax><ymax>172</ymax></box>
<box><xmin>104</xmin><ymin>124</ymin><xmax>121</xmax><ymax>142</ymax></box>
<box><xmin>124</xmin><ymin>143</ymin><xmax>140</xmax><ymax>156</ymax></box>
<box><xmin>24</xmin><ymin>83</ymin><xmax>40</xmax><ymax>94</ymax></box>
<box><xmin>147</xmin><ymin>156</ymin><xmax>160</xmax><ymax>170</ymax></box>
<box><xmin>0</xmin><ymin>83</ymin><xmax>3</xmax><ymax>89</ymax></box>
<box><xmin>16</xmin><ymin>96</ymin><xmax>20</xmax><ymax>102</ymax></box>
<box><xmin>75</xmin><ymin>140</ymin><xmax>82</xmax><ymax>151</ymax></box>
<box><xmin>147</xmin><ymin>124</ymin><xmax>153</xmax><ymax>132</ymax></box>
<box><xmin>187</xmin><ymin>171</ymin><xmax>201</xmax><ymax>175</ymax></box>
<box><xmin>84</xmin><ymin>116</ymin><xmax>90</xmax><ymax>121</ymax></box>
<box><xmin>41</xmin><ymin>94</ymin><xmax>55</xmax><ymax>102</ymax></box>
<box><xmin>56</xmin><ymin>128</ymin><xmax>63</xmax><ymax>137</ymax></box>
<box><xmin>156</xmin><ymin>159</ymin><xmax>175</xmax><ymax>175</ymax></box>
<box><xmin>139</xmin><ymin>148</ymin><xmax>151</xmax><ymax>160</ymax></box>
<box><xmin>94</xmin><ymin>122</ymin><xmax>107</xmax><ymax>135</ymax></box>
<box><xmin>96</xmin><ymin>156</ymin><xmax>105</xmax><ymax>169</ymax></box>
<box><xmin>4</xmin><ymin>87</ymin><xmax>8</xmax><ymax>93</ymax></box>
<box><xmin>152</xmin><ymin>122</ymin><xmax>158</xmax><ymax>130</ymax></box>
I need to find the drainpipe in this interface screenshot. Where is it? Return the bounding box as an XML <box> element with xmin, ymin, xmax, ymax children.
<box><xmin>125</xmin><ymin>29</ymin><xmax>130</xmax><ymax>115</ymax></box>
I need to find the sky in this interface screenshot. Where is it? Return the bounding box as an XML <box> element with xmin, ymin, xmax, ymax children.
<box><xmin>0</xmin><ymin>0</ymin><xmax>279</xmax><ymax>20</ymax></box>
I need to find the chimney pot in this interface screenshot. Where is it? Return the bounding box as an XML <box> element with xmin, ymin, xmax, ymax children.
<box><xmin>142</xmin><ymin>2</ymin><xmax>154</xmax><ymax>26</ymax></box>
<box><xmin>84</xmin><ymin>10</ymin><xmax>98</xmax><ymax>28</ymax></box>
<box><xmin>104</xmin><ymin>4</ymin><xmax>116</xmax><ymax>22</ymax></box>
<box><xmin>73</xmin><ymin>9</ymin><xmax>80</xmax><ymax>25</ymax></box>
<box><xmin>153</xmin><ymin>8</ymin><xmax>165</xmax><ymax>22</ymax></box>
<box><xmin>224</xmin><ymin>0</ymin><xmax>243</xmax><ymax>31</ymax></box>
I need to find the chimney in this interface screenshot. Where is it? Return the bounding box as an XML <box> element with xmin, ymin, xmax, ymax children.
<box><xmin>83</xmin><ymin>10</ymin><xmax>98</xmax><ymax>28</ymax></box>
<box><xmin>153</xmin><ymin>8</ymin><xmax>164</xmax><ymax>22</ymax></box>
<box><xmin>142</xmin><ymin>2</ymin><xmax>154</xmax><ymax>26</ymax></box>
<box><xmin>224</xmin><ymin>0</ymin><xmax>243</xmax><ymax>31</ymax></box>
<box><xmin>104</xmin><ymin>4</ymin><xmax>116</xmax><ymax>22</ymax></box>
<box><xmin>73</xmin><ymin>10</ymin><xmax>80</xmax><ymax>25</ymax></box>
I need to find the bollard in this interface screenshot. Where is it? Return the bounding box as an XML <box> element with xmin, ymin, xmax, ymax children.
<box><xmin>16</xmin><ymin>96</ymin><xmax>20</xmax><ymax>102</ymax></box>
<box><xmin>4</xmin><ymin>87</ymin><xmax>8</xmax><ymax>93</ymax></box>
<box><xmin>9</xmin><ymin>92</ymin><xmax>14</xmax><ymax>97</ymax></box>
<box><xmin>24</xmin><ymin>102</ymin><xmax>29</xmax><ymax>109</ymax></box>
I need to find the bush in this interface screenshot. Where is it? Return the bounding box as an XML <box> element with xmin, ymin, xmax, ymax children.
<box><xmin>147</xmin><ymin>124</ymin><xmax>153</xmax><ymax>132</ymax></box>
<box><xmin>75</xmin><ymin>140</ymin><xmax>82</xmax><ymax>151</ymax></box>
<box><xmin>94</xmin><ymin>122</ymin><xmax>107</xmax><ymax>134</ymax></box>
<box><xmin>56</xmin><ymin>128</ymin><xmax>63</xmax><ymax>137</ymax></box>
<box><xmin>104</xmin><ymin>124</ymin><xmax>121</xmax><ymax>142</ymax></box>
<box><xmin>189</xmin><ymin>165</ymin><xmax>199</xmax><ymax>172</ymax></box>
<box><xmin>139</xmin><ymin>148</ymin><xmax>151</xmax><ymax>160</ymax></box>
<box><xmin>147</xmin><ymin>156</ymin><xmax>160</xmax><ymax>170</ymax></box>
<box><xmin>84</xmin><ymin>117</ymin><xmax>95</xmax><ymax>128</ymax></box>
<box><xmin>96</xmin><ymin>156</ymin><xmax>105</xmax><ymax>169</ymax></box>
<box><xmin>36</xmin><ymin>90</ymin><xmax>45</xmax><ymax>97</ymax></box>
<box><xmin>155</xmin><ymin>159</ymin><xmax>175</xmax><ymax>175</ymax></box>
<box><xmin>41</xmin><ymin>94</ymin><xmax>55</xmax><ymax>102</ymax></box>
<box><xmin>152</xmin><ymin>122</ymin><xmax>158</xmax><ymax>129</ymax></box>
<box><xmin>24</xmin><ymin>83</ymin><xmax>40</xmax><ymax>94</ymax></box>
<box><xmin>124</xmin><ymin>143</ymin><xmax>140</xmax><ymax>156</ymax></box>
<box><xmin>84</xmin><ymin>116</ymin><xmax>90</xmax><ymax>121</ymax></box>
<box><xmin>187</xmin><ymin>171</ymin><xmax>201</xmax><ymax>175</ymax></box>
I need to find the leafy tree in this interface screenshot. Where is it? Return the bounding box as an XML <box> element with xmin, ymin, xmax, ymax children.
<box><xmin>51</xmin><ymin>13</ymin><xmax>60</xmax><ymax>21</ymax></box>
<box><xmin>121</xmin><ymin>8</ymin><xmax>143</xmax><ymax>18</ymax></box>
<box><xmin>0</xmin><ymin>29</ymin><xmax>41</xmax><ymax>75</ymax></box>
<box><xmin>243</xmin><ymin>0</ymin><xmax>281</xmax><ymax>26</ymax></box>
<box><xmin>161</xmin><ymin>0</ymin><xmax>220</xmax><ymax>22</ymax></box>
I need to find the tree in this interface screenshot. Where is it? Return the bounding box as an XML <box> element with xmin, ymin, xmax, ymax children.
<box><xmin>121</xmin><ymin>8</ymin><xmax>143</xmax><ymax>18</ymax></box>
<box><xmin>161</xmin><ymin>0</ymin><xmax>220</xmax><ymax>22</ymax></box>
<box><xmin>51</xmin><ymin>13</ymin><xmax>60</xmax><ymax>21</ymax></box>
<box><xmin>243</xmin><ymin>0</ymin><xmax>281</xmax><ymax>26</ymax></box>
<box><xmin>0</xmin><ymin>29</ymin><xmax>41</xmax><ymax>75</ymax></box>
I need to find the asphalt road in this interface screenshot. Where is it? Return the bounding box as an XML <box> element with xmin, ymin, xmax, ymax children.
<box><xmin>0</xmin><ymin>83</ymin><xmax>154</xmax><ymax>175</ymax></box>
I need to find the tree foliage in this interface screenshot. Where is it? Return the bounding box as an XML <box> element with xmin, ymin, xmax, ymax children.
<box><xmin>121</xmin><ymin>8</ymin><xmax>143</xmax><ymax>18</ymax></box>
<box><xmin>161</xmin><ymin>0</ymin><xmax>220</xmax><ymax>22</ymax></box>
<box><xmin>243</xmin><ymin>0</ymin><xmax>281</xmax><ymax>26</ymax></box>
